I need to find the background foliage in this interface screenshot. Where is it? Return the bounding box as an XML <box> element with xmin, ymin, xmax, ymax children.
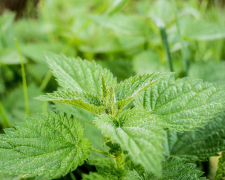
<box><xmin>0</xmin><ymin>0</ymin><xmax>225</xmax><ymax>179</ymax></box>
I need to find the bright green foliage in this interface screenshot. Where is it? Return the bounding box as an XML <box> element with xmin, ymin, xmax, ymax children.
<box><xmin>0</xmin><ymin>49</ymin><xmax>26</xmax><ymax>65</ymax></box>
<box><xmin>123</xmin><ymin>157</ymin><xmax>204</xmax><ymax>180</ymax></box>
<box><xmin>107</xmin><ymin>0</ymin><xmax>129</xmax><ymax>15</ymax></box>
<box><xmin>87</xmin><ymin>157</ymin><xmax>114</xmax><ymax>167</ymax></box>
<box><xmin>94</xmin><ymin>108</ymin><xmax>166</xmax><ymax>175</ymax></box>
<box><xmin>182</xmin><ymin>20</ymin><xmax>225</xmax><ymax>41</ymax></box>
<box><xmin>53</xmin><ymin>103</ymin><xmax>108</xmax><ymax>159</ymax></box>
<box><xmin>166</xmin><ymin>111</ymin><xmax>225</xmax><ymax>161</ymax></box>
<box><xmin>53</xmin><ymin>103</ymin><xmax>95</xmax><ymax>124</ymax></box>
<box><xmin>0</xmin><ymin>111</ymin><xmax>90</xmax><ymax>178</ymax></box>
<box><xmin>189</xmin><ymin>61</ymin><xmax>225</xmax><ymax>86</ymax></box>
<box><xmin>82</xmin><ymin>172</ymin><xmax>113</xmax><ymax>180</ymax></box>
<box><xmin>0</xmin><ymin>12</ymin><xmax>15</xmax><ymax>39</ymax></box>
<box><xmin>115</xmin><ymin>72</ymin><xmax>171</xmax><ymax>112</ymax></box>
<box><xmin>0</xmin><ymin>84</ymin><xmax>47</xmax><ymax>125</ymax></box>
<box><xmin>135</xmin><ymin>75</ymin><xmax>225</xmax><ymax>131</ymax></box>
<box><xmin>215</xmin><ymin>152</ymin><xmax>225</xmax><ymax>180</ymax></box>
<box><xmin>0</xmin><ymin>174</ymin><xmax>21</xmax><ymax>180</ymax></box>
<box><xmin>123</xmin><ymin>170</ymin><xmax>143</xmax><ymax>180</ymax></box>
<box><xmin>2</xmin><ymin>0</ymin><xmax>225</xmax><ymax>179</ymax></box>
<box><xmin>132</xmin><ymin>50</ymin><xmax>166</xmax><ymax>75</ymax></box>
<box><xmin>84</xmin><ymin>158</ymin><xmax>123</xmax><ymax>179</ymax></box>
<box><xmin>45</xmin><ymin>52</ymin><xmax>117</xmax><ymax>96</ymax></box>
<box><xmin>40</xmin><ymin>53</ymin><xmax>171</xmax><ymax>115</ymax></box>
<box><xmin>36</xmin><ymin>90</ymin><xmax>105</xmax><ymax>115</ymax></box>
<box><xmin>98</xmin><ymin>59</ymin><xmax>135</xmax><ymax>82</ymax></box>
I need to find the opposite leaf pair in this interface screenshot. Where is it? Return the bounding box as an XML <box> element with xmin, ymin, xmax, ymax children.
<box><xmin>1</xmin><ymin>52</ymin><xmax>225</xmax><ymax>179</ymax></box>
<box><xmin>37</xmin><ymin>53</ymin><xmax>171</xmax><ymax>116</ymax></box>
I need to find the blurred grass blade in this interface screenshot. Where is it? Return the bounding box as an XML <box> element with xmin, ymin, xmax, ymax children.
<box><xmin>107</xmin><ymin>0</ymin><xmax>129</xmax><ymax>15</ymax></box>
<box><xmin>14</xmin><ymin>38</ymin><xmax>29</xmax><ymax>117</ymax></box>
<box><xmin>159</xmin><ymin>27</ymin><xmax>173</xmax><ymax>72</ymax></box>
<box><xmin>0</xmin><ymin>101</ymin><xmax>11</xmax><ymax>128</ymax></box>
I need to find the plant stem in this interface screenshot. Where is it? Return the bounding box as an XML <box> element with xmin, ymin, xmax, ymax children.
<box><xmin>115</xmin><ymin>152</ymin><xmax>125</xmax><ymax>169</ymax></box>
<box><xmin>15</xmin><ymin>38</ymin><xmax>30</xmax><ymax>117</ymax></box>
<box><xmin>69</xmin><ymin>171</ymin><xmax>76</xmax><ymax>180</ymax></box>
<box><xmin>0</xmin><ymin>101</ymin><xmax>11</xmax><ymax>128</ymax></box>
<box><xmin>159</xmin><ymin>27</ymin><xmax>174</xmax><ymax>72</ymax></box>
<box><xmin>215</xmin><ymin>152</ymin><xmax>225</xmax><ymax>179</ymax></box>
<box><xmin>172</xmin><ymin>0</ymin><xmax>188</xmax><ymax>76</ymax></box>
<box><xmin>40</xmin><ymin>70</ymin><xmax>52</xmax><ymax>91</ymax></box>
<box><xmin>91</xmin><ymin>148</ymin><xmax>115</xmax><ymax>158</ymax></box>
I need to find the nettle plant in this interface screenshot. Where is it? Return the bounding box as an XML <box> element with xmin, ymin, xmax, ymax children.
<box><xmin>1</xmin><ymin>52</ymin><xmax>225</xmax><ymax>179</ymax></box>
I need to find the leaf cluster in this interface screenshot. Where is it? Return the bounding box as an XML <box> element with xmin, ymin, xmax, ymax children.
<box><xmin>1</xmin><ymin>53</ymin><xmax>225</xmax><ymax>179</ymax></box>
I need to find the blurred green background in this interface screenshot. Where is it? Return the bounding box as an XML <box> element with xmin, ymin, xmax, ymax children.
<box><xmin>0</xmin><ymin>0</ymin><xmax>225</xmax><ymax>179</ymax></box>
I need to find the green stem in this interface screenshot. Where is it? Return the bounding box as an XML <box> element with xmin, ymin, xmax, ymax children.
<box><xmin>172</xmin><ymin>0</ymin><xmax>188</xmax><ymax>76</ymax></box>
<box><xmin>15</xmin><ymin>39</ymin><xmax>30</xmax><ymax>117</ymax></box>
<box><xmin>40</xmin><ymin>70</ymin><xmax>52</xmax><ymax>91</ymax></box>
<box><xmin>115</xmin><ymin>152</ymin><xmax>125</xmax><ymax>169</ymax></box>
<box><xmin>215</xmin><ymin>152</ymin><xmax>225</xmax><ymax>180</ymax></box>
<box><xmin>91</xmin><ymin>148</ymin><xmax>115</xmax><ymax>158</ymax></box>
<box><xmin>69</xmin><ymin>171</ymin><xmax>76</xmax><ymax>180</ymax></box>
<box><xmin>0</xmin><ymin>66</ymin><xmax>5</xmax><ymax>93</ymax></box>
<box><xmin>159</xmin><ymin>27</ymin><xmax>174</xmax><ymax>72</ymax></box>
<box><xmin>0</xmin><ymin>101</ymin><xmax>11</xmax><ymax>128</ymax></box>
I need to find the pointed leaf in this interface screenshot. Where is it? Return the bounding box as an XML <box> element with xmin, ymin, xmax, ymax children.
<box><xmin>124</xmin><ymin>157</ymin><xmax>204</xmax><ymax>180</ymax></box>
<box><xmin>135</xmin><ymin>75</ymin><xmax>225</xmax><ymax>131</ymax></box>
<box><xmin>53</xmin><ymin>103</ymin><xmax>95</xmax><ymax>124</ymax></box>
<box><xmin>0</xmin><ymin>111</ymin><xmax>90</xmax><ymax>178</ymax></box>
<box><xmin>82</xmin><ymin>161</ymin><xmax>121</xmax><ymax>180</ymax></box>
<box><xmin>167</xmin><ymin>111</ymin><xmax>225</xmax><ymax>161</ymax></box>
<box><xmin>115</xmin><ymin>72</ymin><xmax>171</xmax><ymax>111</ymax></box>
<box><xmin>45</xmin><ymin>52</ymin><xmax>117</xmax><ymax>96</ymax></box>
<box><xmin>94</xmin><ymin>108</ymin><xmax>166</xmax><ymax>176</ymax></box>
<box><xmin>36</xmin><ymin>90</ymin><xmax>105</xmax><ymax>115</ymax></box>
<box><xmin>53</xmin><ymin>103</ymin><xmax>108</xmax><ymax>159</ymax></box>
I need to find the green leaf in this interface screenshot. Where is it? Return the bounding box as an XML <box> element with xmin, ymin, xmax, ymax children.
<box><xmin>115</xmin><ymin>72</ymin><xmax>171</xmax><ymax>112</ymax></box>
<box><xmin>0</xmin><ymin>49</ymin><xmax>27</xmax><ymax>65</ymax></box>
<box><xmin>82</xmin><ymin>172</ymin><xmax>113</xmax><ymax>180</ymax></box>
<box><xmin>0</xmin><ymin>12</ymin><xmax>15</xmax><ymax>35</ymax></box>
<box><xmin>83</xmin><ymin>158</ymin><xmax>122</xmax><ymax>179</ymax></box>
<box><xmin>36</xmin><ymin>90</ymin><xmax>105</xmax><ymax>115</ymax></box>
<box><xmin>82</xmin><ymin>164</ymin><xmax>120</xmax><ymax>180</ymax></box>
<box><xmin>106</xmin><ymin>0</ymin><xmax>129</xmax><ymax>15</ymax></box>
<box><xmin>132</xmin><ymin>51</ymin><xmax>167</xmax><ymax>75</ymax></box>
<box><xmin>20</xmin><ymin>42</ymin><xmax>74</xmax><ymax>64</ymax></box>
<box><xmin>53</xmin><ymin>103</ymin><xmax>108</xmax><ymax>159</ymax></box>
<box><xmin>123</xmin><ymin>170</ymin><xmax>142</xmax><ymax>180</ymax></box>
<box><xmin>0</xmin><ymin>84</ymin><xmax>47</xmax><ymax>125</ymax></box>
<box><xmin>166</xmin><ymin>111</ymin><xmax>225</xmax><ymax>161</ymax></box>
<box><xmin>135</xmin><ymin>75</ymin><xmax>225</xmax><ymax>131</ymax></box>
<box><xmin>189</xmin><ymin>61</ymin><xmax>225</xmax><ymax>86</ymax></box>
<box><xmin>53</xmin><ymin>103</ymin><xmax>95</xmax><ymax>124</ymax></box>
<box><xmin>45</xmin><ymin>52</ymin><xmax>117</xmax><ymax>96</ymax></box>
<box><xmin>124</xmin><ymin>157</ymin><xmax>204</xmax><ymax>180</ymax></box>
<box><xmin>0</xmin><ymin>111</ymin><xmax>90</xmax><ymax>178</ymax></box>
<box><xmin>215</xmin><ymin>152</ymin><xmax>225</xmax><ymax>180</ymax></box>
<box><xmin>94</xmin><ymin>108</ymin><xmax>166</xmax><ymax>176</ymax></box>
<box><xmin>182</xmin><ymin>20</ymin><xmax>225</xmax><ymax>41</ymax></box>
<box><xmin>90</xmin><ymin>14</ymin><xmax>151</xmax><ymax>36</ymax></box>
<box><xmin>87</xmin><ymin>157</ymin><xmax>114</xmax><ymax>167</ymax></box>
<box><xmin>98</xmin><ymin>59</ymin><xmax>135</xmax><ymax>82</ymax></box>
<box><xmin>0</xmin><ymin>173</ymin><xmax>21</xmax><ymax>180</ymax></box>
